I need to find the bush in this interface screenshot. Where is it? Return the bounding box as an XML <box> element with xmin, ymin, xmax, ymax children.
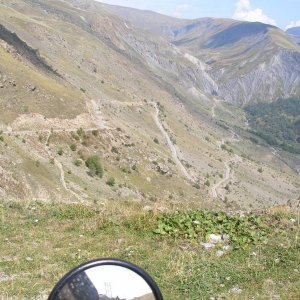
<box><xmin>71</xmin><ymin>132</ymin><xmax>80</xmax><ymax>141</ymax></box>
<box><xmin>154</xmin><ymin>137</ymin><xmax>159</xmax><ymax>144</ymax></box>
<box><xmin>193</xmin><ymin>183</ymin><xmax>201</xmax><ymax>190</ymax></box>
<box><xmin>106</xmin><ymin>177</ymin><xmax>115</xmax><ymax>187</ymax></box>
<box><xmin>77</xmin><ymin>128</ymin><xmax>84</xmax><ymax>136</ymax></box>
<box><xmin>70</xmin><ymin>144</ymin><xmax>77</xmax><ymax>151</ymax></box>
<box><xmin>57</xmin><ymin>148</ymin><xmax>63</xmax><ymax>156</ymax></box>
<box><xmin>85</xmin><ymin>155</ymin><xmax>103</xmax><ymax>178</ymax></box>
<box><xmin>74</xmin><ymin>159</ymin><xmax>82</xmax><ymax>167</ymax></box>
<box><xmin>92</xmin><ymin>130</ymin><xmax>98</xmax><ymax>137</ymax></box>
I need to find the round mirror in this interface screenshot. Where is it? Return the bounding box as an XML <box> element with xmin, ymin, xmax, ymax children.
<box><xmin>49</xmin><ymin>259</ymin><xmax>163</xmax><ymax>300</ymax></box>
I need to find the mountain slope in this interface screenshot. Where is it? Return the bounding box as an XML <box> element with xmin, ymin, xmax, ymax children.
<box><xmin>102</xmin><ymin>3</ymin><xmax>300</xmax><ymax>105</ymax></box>
<box><xmin>0</xmin><ymin>0</ymin><xmax>299</xmax><ymax>210</ymax></box>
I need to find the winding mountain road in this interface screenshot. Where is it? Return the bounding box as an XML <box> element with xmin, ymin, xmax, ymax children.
<box><xmin>211</xmin><ymin>109</ymin><xmax>242</xmax><ymax>199</ymax></box>
<box><xmin>151</xmin><ymin>102</ymin><xmax>194</xmax><ymax>182</ymax></box>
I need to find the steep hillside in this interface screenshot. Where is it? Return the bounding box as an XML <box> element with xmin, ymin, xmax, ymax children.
<box><xmin>0</xmin><ymin>0</ymin><xmax>299</xmax><ymax>210</ymax></box>
<box><xmin>103</xmin><ymin>3</ymin><xmax>300</xmax><ymax>105</ymax></box>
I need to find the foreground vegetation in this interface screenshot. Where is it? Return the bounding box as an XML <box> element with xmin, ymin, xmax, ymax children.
<box><xmin>245</xmin><ymin>98</ymin><xmax>300</xmax><ymax>154</ymax></box>
<box><xmin>0</xmin><ymin>201</ymin><xmax>299</xmax><ymax>299</ymax></box>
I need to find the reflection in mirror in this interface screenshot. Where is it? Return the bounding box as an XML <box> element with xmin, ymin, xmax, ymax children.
<box><xmin>56</xmin><ymin>265</ymin><xmax>155</xmax><ymax>300</ymax></box>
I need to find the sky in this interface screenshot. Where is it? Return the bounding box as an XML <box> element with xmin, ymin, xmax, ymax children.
<box><xmin>96</xmin><ymin>0</ymin><xmax>300</xmax><ymax>30</ymax></box>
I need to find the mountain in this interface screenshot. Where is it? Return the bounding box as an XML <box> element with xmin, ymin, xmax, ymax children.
<box><xmin>0</xmin><ymin>0</ymin><xmax>299</xmax><ymax>210</ymax></box>
<box><xmin>286</xmin><ymin>26</ymin><xmax>300</xmax><ymax>46</ymax></box>
<box><xmin>132</xmin><ymin>293</ymin><xmax>155</xmax><ymax>300</ymax></box>
<box><xmin>102</xmin><ymin>3</ymin><xmax>300</xmax><ymax>105</ymax></box>
<box><xmin>287</xmin><ymin>26</ymin><xmax>300</xmax><ymax>36</ymax></box>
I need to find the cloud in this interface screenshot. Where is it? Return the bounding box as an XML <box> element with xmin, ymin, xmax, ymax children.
<box><xmin>286</xmin><ymin>20</ymin><xmax>300</xmax><ymax>30</ymax></box>
<box><xmin>172</xmin><ymin>3</ymin><xmax>191</xmax><ymax>18</ymax></box>
<box><xmin>233</xmin><ymin>0</ymin><xmax>277</xmax><ymax>26</ymax></box>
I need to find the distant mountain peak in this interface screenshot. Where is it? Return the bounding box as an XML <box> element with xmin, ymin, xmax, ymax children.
<box><xmin>286</xmin><ymin>26</ymin><xmax>300</xmax><ymax>37</ymax></box>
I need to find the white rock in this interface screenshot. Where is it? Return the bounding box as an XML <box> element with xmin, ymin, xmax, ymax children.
<box><xmin>230</xmin><ymin>287</ymin><xmax>242</xmax><ymax>294</ymax></box>
<box><xmin>222</xmin><ymin>234</ymin><xmax>230</xmax><ymax>242</ymax></box>
<box><xmin>201</xmin><ymin>242</ymin><xmax>216</xmax><ymax>250</ymax></box>
<box><xmin>143</xmin><ymin>206</ymin><xmax>153</xmax><ymax>212</ymax></box>
<box><xmin>216</xmin><ymin>250</ymin><xmax>224</xmax><ymax>257</ymax></box>
<box><xmin>209</xmin><ymin>234</ymin><xmax>222</xmax><ymax>243</ymax></box>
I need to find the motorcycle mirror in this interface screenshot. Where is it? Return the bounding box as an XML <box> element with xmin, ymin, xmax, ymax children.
<box><xmin>48</xmin><ymin>258</ymin><xmax>163</xmax><ymax>300</ymax></box>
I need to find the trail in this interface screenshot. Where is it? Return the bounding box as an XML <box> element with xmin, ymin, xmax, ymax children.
<box><xmin>2</xmin><ymin>127</ymin><xmax>86</xmax><ymax>201</ymax></box>
<box><xmin>88</xmin><ymin>100</ymin><xmax>112</xmax><ymax>130</ymax></box>
<box><xmin>212</xmin><ymin>131</ymin><xmax>242</xmax><ymax>199</ymax></box>
<box><xmin>44</xmin><ymin>131</ymin><xmax>82</xmax><ymax>202</ymax></box>
<box><xmin>211</xmin><ymin>102</ymin><xmax>216</xmax><ymax>119</ymax></box>
<box><xmin>151</xmin><ymin>102</ymin><xmax>194</xmax><ymax>182</ymax></box>
<box><xmin>2</xmin><ymin>128</ymin><xmax>99</xmax><ymax>135</ymax></box>
<box><xmin>211</xmin><ymin>154</ymin><xmax>241</xmax><ymax>199</ymax></box>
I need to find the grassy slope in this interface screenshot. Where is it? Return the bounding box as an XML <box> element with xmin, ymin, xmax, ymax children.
<box><xmin>0</xmin><ymin>44</ymin><xmax>85</xmax><ymax>123</ymax></box>
<box><xmin>0</xmin><ymin>202</ymin><xmax>299</xmax><ymax>299</ymax></box>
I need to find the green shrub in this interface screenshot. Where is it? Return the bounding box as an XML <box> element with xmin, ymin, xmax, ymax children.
<box><xmin>85</xmin><ymin>155</ymin><xmax>103</xmax><ymax>178</ymax></box>
<box><xmin>153</xmin><ymin>137</ymin><xmax>159</xmax><ymax>144</ymax></box>
<box><xmin>74</xmin><ymin>159</ymin><xmax>82</xmax><ymax>167</ymax></box>
<box><xmin>57</xmin><ymin>148</ymin><xmax>63</xmax><ymax>156</ymax></box>
<box><xmin>92</xmin><ymin>130</ymin><xmax>98</xmax><ymax>137</ymax></box>
<box><xmin>70</xmin><ymin>144</ymin><xmax>77</xmax><ymax>151</ymax></box>
<box><xmin>193</xmin><ymin>183</ymin><xmax>201</xmax><ymax>190</ymax></box>
<box><xmin>77</xmin><ymin>128</ymin><xmax>84</xmax><ymax>136</ymax></box>
<box><xmin>71</xmin><ymin>132</ymin><xmax>80</xmax><ymax>141</ymax></box>
<box><xmin>106</xmin><ymin>177</ymin><xmax>115</xmax><ymax>187</ymax></box>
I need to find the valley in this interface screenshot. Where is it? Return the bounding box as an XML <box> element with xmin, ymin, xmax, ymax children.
<box><xmin>0</xmin><ymin>1</ymin><xmax>300</xmax><ymax>299</ymax></box>
<box><xmin>0</xmin><ymin>0</ymin><xmax>299</xmax><ymax>210</ymax></box>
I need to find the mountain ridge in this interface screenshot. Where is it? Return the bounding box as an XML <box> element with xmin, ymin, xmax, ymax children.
<box><xmin>101</xmin><ymin>2</ymin><xmax>300</xmax><ymax>104</ymax></box>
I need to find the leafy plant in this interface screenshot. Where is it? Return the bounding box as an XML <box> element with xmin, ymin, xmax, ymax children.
<box><xmin>106</xmin><ymin>177</ymin><xmax>115</xmax><ymax>187</ymax></box>
<box><xmin>74</xmin><ymin>159</ymin><xmax>82</xmax><ymax>167</ymax></box>
<box><xmin>85</xmin><ymin>155</ymin><xmax>103</xmax><ymax>178</ymax></box>
<box><xmin>70</xmin><ymin>144</ymin><xmax>77</xmax><ymax>151</ymax></box>
<box><xmin>154</xmin><ymin>210</ymin><xmax>270</xmax><ymax>248</ymax></box>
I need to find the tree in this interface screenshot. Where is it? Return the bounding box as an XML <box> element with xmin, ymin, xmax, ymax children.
<box><xmin>85</xmin><ymin>155</ymin><xmax>103</xmax><ymax>178</ymax></box>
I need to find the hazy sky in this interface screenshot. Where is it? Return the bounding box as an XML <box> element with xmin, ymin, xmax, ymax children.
<box><xmin>97</xmin><ymin>0</ymin><xmax>300</xmax><ymax>29</ymax></box>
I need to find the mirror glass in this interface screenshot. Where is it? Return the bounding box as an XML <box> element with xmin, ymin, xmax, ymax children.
<box><xmin>56</xmin><ymin>265</ymin><xmax>155</xmax><ymax>300</ymax></box>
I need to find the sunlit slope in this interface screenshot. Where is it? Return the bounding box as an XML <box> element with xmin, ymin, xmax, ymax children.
<box><xmin>0</xmin><ymin>0</ymin><xmax>299</xmax><ymax>209</ymax></box>
<box><xmin>103</xmin><ymin>3</ymin><xmax>300</xmax><ymax>105</ymax></box>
